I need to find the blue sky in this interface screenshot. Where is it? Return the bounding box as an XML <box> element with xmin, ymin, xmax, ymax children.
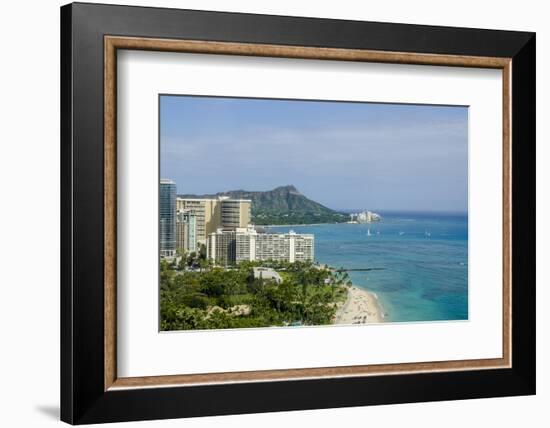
<box><xmin>160</xmin><ymin>95</ymin><xmax>468</xmax><ymax>212</ymax></box>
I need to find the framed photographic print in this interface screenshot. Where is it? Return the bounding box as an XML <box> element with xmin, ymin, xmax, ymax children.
<box><xmin>60</xmin><ymin>2</ymin><xmax>536</xmax><ymax>424</ymax></box>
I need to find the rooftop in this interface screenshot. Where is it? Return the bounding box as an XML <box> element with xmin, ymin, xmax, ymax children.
<box><xmin>253</xmin><ymin>267</ymin><xmax>282</xmax><ymax>284</ymax></box>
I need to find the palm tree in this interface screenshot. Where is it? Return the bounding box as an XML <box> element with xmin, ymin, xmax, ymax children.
<box><xmin>301</xmin><ymin>283</ymin><xmax>308</xmax><ymax>322</ymax></box>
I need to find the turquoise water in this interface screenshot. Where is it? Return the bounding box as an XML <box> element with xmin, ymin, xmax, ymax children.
<box><xmin>268</xmin><ymin>212</ymin><xmax>468</xmax><ymax>323</ymax></box>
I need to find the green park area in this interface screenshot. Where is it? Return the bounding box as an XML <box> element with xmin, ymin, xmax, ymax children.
<box><xmin>160</xmin><ymin>256</ymin><xmax>351</xmax><ymax>331</ymax></box>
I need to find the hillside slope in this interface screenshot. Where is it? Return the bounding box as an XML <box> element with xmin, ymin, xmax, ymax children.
<box><xmin>178</xmin><ymin>185</ymin><xmax>349</xmax><ymax>225</ymax></box>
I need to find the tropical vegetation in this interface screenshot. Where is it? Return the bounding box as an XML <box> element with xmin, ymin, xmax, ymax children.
<box><xmin>160</xmin><ymin>256</ymin><xmax>351</xmax><ymax>331</ymax></box>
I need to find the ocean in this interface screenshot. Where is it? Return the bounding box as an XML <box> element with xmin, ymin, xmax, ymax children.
<box><xmin>267</xmin><ymin>212</ymin><xmax>468</xmax><ymax>323</ymax></box>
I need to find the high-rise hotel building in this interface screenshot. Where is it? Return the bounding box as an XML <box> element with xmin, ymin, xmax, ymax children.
<box><xmin>207</xmin><ymin>230</ymin><xmax>237</xmax><ymax>266</ymax></box>
<box><xmin>176</xmin><ymin>209</ymin><xmax>197</xmax><ymax>253</ymax></box>
<box><xmin>220</xmin><ymin>198</ymin><xmax>251</xmax><ymax>229</ymax></box>
<box><xmin>160</xmin><ymin>178</ymin><xmax>177</xmax><ymax>258</ymax></box>
<box><xmin>208</xmin><ymin>226</ymin><xmax>314</xmax><ymax>265</ymax></box>
<box><xmin>176</xmin><ymin>198</ymin><xmax>220</xmax><ymax>245</ymax></box>
<box><xmin>176</xmin><ymin>197</ymin><xmax>251</xmax><ymax>244</ymax></box>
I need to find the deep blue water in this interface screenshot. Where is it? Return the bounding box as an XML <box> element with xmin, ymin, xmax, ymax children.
<box><xmin>268</xmin><ymin>212</ymin><xmax>468</xmax><ymax>322</ymax></box>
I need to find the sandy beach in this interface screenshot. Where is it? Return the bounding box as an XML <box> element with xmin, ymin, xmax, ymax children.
<box><xmin>334</xmin><ymin>286</ymin><xmax>385</xmax><ymax>325</ymax></box>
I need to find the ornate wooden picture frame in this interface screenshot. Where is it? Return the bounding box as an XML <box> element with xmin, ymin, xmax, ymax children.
<box><xmin>61</xmin><ymin>2</ymin><xmax>535</xmax><ymax>424</ymax></box>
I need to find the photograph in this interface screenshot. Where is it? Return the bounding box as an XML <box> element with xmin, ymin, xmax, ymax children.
<box><xmin>159</xmin><ymin>95</ymin><xmax>469</xmax><ymax>331</ymax></box>
<box><xmin>55</xmin><ymin>3</ymin><xmax>536</xmax><ymax>424</ymax></box>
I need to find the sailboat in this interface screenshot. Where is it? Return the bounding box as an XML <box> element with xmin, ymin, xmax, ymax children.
<box><xmin>367</xmin><ymin>228</ymin><xmax>372</xmax><ymax>236</ymax></box>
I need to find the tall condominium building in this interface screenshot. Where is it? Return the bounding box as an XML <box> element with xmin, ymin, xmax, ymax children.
<box><xmin>238</xmin><ymin>227</ymin><xmax>314</xmax><ymax>263</ymax></box>
<box><xmin>176</xmin><ymin>198</ymin><xmax>221</xmax><ymax>244</ymax></box>
<box><xmin>160</xmin><ymin>178</ymin><xmax>177</xmax><ymax>258</ymax></box>
<box><xmin>351</xmin><ymin>210</ymin><xmax>382</xmax><ymax>223</ymax></box>
<box><xmin>290</xmin><ymin>232</ymin><xmax>315</xmax><ymax>262</ymax></box>
<box><xmin>176</xmin><ymin>209</ymin><xmax>197</xmax><ymax>253</ymax></box>
<box><xmin>208</xmin><ymin>226</ymin><xmax>314</xmax><ymax>264</ymax></box>
<box><xmin>220</xmin><ymin>197</ymin><xmax>251</xmax><ymax>229</ymax></box>
<box><xmin>176</xmin><ymin>197</ymin><xmax>251</xmax><ymax>244</ymax></box>
<box><xmin>207</xmin><ymin>229</ymin><xmax>236</xmax><ymax>266</ymax></box>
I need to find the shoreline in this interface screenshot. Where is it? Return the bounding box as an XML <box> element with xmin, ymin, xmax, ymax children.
<box><xmin>334</xmin><ymin>286</ymin><xmax>385</xmax><ymax>325</ymax></box>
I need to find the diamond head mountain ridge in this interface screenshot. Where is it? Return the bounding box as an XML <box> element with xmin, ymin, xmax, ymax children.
<box><xmin>178</xmin><ymin>185</ymin><xmax>349</xmax><ymax>225</ymax></box>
